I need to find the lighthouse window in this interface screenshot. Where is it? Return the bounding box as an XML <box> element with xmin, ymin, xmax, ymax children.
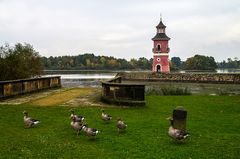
<box><xmin>158</xmin><ymin>29</ymin><xmax>164</xmax><ymax>33</ymax></box>
<box><xmin>157</xmin><ymin>45</ymin><xmax>161</xmax><ymax>51</ymax></box>
<box><xmin>157</xmin><ymin>58</ymin><xmax>160</xmax><ymax>61</ymax></box>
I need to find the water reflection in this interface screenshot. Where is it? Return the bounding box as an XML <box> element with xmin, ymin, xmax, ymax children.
<box><xmin>46</xmin><ymin>74</ymin><xmax>116</xmax><ymax>80</ymax></box>
<box><xmin>179</xmin><ymin>69</ymin><xmax>240</xmax><ymax>74</ymax></box>
<box><xmin>216</xmin><ymin>69</ymin><xmax>240</xmax><ymax>73</ymax></box>
<box><xmin>43</xmin><ymin>69</ymin><xmax>240</xmax><ymax>88</ymax></box>
<box><xmin>44</xmin><ymin>73</ymin><xmax>116</xmax><ymax>87</ymax></box>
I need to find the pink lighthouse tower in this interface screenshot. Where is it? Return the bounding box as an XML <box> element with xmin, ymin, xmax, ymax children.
<box><xmin>152</xmin><ymin>16</ymin><xmax>170</xmax><ymax>73</ymax></box>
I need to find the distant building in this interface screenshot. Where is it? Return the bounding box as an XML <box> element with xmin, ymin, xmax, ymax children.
<box><xmin>152</xmin><ymin>17</ymin><xmax>170</xmax><ymax>73</ymax></box>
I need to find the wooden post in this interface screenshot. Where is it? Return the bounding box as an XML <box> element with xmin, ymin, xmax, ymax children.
<box><xmin>172</xmin><ymin>106</ymin><xmax>187</xmax><ymax>131</ymax></box>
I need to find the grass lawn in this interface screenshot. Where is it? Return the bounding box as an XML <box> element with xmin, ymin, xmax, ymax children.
<box><xmin>0</xmin><ymin>95</ymin><xmax>240</xmax><ymax>158</ymax></box>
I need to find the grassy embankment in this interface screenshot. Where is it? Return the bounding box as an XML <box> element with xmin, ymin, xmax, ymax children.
<box><xmin>0</xmin><ymin>88</ymin><xmax>239</xmax><ymax>158</ymax></box>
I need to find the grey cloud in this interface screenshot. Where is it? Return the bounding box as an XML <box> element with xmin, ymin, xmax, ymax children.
<box><xmin>0</xmin><ymin>0</ymin><xmax>239</xmax><ymax>61</ymax></box>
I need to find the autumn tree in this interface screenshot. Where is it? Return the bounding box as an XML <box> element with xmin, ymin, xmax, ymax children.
<box><xmin>183</xmin><ymin>54</ymin><xmax>217</xmax><ymax>71</ymax></box>
<box><xmin>171</xmin><ymin>57</ymin><xmax>181</xmax><ymax>68</ymax></box>
<box><xmin>0</xmin><ymin>43</ymin><xmax>43</xmax><ymax>81</ymax></box>
<box><xmin>170</xmin><ymin>57</ymin><xmax>182</xmax><ymax>71</ymax></box>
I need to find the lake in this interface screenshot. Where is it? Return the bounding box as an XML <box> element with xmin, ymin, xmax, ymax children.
<box><xmin>216</xmin><ymin>69</ymin><xmax>240</xmax><ymax>73</ymax></box>
<box><xmin>44</xmin><ymin>72</ymin><xmax>116</xmax><ymax>87</ymax></box>
<box><xmin>179</xmin><ymin>69</ymin><xmax>240</xmax><ymax>73</ymax></box>
<box><xmin>43</xmin><ymin>70</ymin><xmax>240</xmax><ymax>95</ymax></box>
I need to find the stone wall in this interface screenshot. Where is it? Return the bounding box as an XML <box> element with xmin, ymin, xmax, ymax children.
<box><xmin>0</xmin><ymin>76</ymin><xmax>61</xmax><ymax>99</ymax></box>
<box><xmin>117</xmin><ymin>72</ymin><xmax>240</xmax><ymax>84</ymax></box>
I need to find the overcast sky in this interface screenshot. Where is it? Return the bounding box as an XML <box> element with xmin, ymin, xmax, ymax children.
<box><xmin>0</xmin><ymin>0</ymin><xmax>239</xmax><ymax>61</ymax></box>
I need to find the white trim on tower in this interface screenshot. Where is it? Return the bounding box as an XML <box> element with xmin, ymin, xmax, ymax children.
<box><xmin>153</xmin><ymin>53</ymin><xmax>168</xmax><ymax>56</ymax></box>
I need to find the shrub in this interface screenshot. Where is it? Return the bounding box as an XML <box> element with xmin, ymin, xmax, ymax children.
<box><xmin>146</xmin><ymin>86</ymin><xmax>191</xmax><ymax>96</ymax></box>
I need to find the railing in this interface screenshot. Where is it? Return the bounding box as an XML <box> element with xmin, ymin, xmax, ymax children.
<box><xmin>152</xmin><ymin>48</ymin><xmax>170</xmax><ymax>53</ymax></box>
<box><xmin>0</xmin><ymin>76</ymin><xmax>61</xmax><ymax>99</ymax></box>
<box><xmin>152</xmin><ymin>48</ymin><xmax>162</xmax><ymax>53</ymax></box>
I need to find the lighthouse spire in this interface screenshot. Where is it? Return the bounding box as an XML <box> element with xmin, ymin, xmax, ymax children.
<box><xmin>160</xmin><ymin>13</ymin><xmax>162</xmax><ymax>21</ymax></box>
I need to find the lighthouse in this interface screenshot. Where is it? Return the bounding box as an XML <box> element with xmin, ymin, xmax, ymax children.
<box><xmin>152</xmin><ymin>17</ymin><xmax>170</xmax><ymax>73</ymax></box>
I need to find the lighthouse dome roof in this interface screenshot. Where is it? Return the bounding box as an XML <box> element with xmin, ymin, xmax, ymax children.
<box><xmin>152</xmin><ymin>33</ymin><xmax>170</xmax><ymax>41</ymax></box>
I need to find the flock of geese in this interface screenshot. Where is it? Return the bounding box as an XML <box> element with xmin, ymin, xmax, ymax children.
<box><xmin>23</xmin><ymin>109</ymin><xmax>127</xmax><ymax>139</ymax></box>
<box><xmin>23</xmin><ymin>109</ymin><xmax>189</xmax><ymax>141</ymax></box>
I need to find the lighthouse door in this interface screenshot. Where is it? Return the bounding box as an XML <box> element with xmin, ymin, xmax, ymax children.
<box><xmin>156</xmin><ymin>65</ymin><xmax>161</xmax><ymax>72</ymax></box>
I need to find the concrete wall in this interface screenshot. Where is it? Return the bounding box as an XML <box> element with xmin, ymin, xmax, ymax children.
<box><xmin>0</xmin><ymin>76</ymin><xmax>61</xmax><ymax>99</ymax></box>
<box><xmin>118</xmin><ymin>72</ymin><xmax>240</xmax><ymax>84</ymax></box>
<box><xmin>101</xmin><ymin>77</ymin><xmax>145</xmax><ymax>106</ymax></box>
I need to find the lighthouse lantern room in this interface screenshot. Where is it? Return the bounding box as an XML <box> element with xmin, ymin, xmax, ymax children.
<box><xmin>152</xmin><ymin>17</ymin><xmax>170</xmax><ymax>73</ymax></box>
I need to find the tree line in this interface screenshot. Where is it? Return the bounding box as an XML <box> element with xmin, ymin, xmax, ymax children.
<box><xmin>217</xmin><ymin>58</ymin><xmax>240</xmax><ymax>69</ymax></box>
<box><xmin>171</xmin><ymin>55</ymin><xmax>217</xmax><ymax>71</ymax></box>
<box><xmin>171</xmin><ymin>55</ymin><xmax>240</xmax><ymax>71</ymax></box>
<box><xmin>41</xmin><ymin>54</ymin><xmax>220</xmax><ymax>71</ymax></box>
<box><xmin>41</xmin><ymin>54</ymin><xmax>152</xmax><ymax>70</ymax></box>
<box><xmin>0</xmin><ymin>43</ymin><xmax>239</xmax><ymax>81</ymax></box>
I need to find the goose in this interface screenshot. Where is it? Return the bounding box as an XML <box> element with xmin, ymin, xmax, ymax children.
<box><xmin>70</xmin><ymin>116</ymin><xmax>83</xmax><ymax>135</ymax></box>
<box><xmin>116</xmin><ymin>118</ymin><xmax>127</xmax><ymax>132</ymax></box>
<box><xmin>101</xmin><ymin>109</ymin><xmax>112</xmax><ymax>121</ymax></box>
<box><xmin>167</xmin><ymin>117</ymin><xmax>189</xmax><ymax>141</ymax></box>
<box><xmin>23</xmin><ymin>111</ymin><xmax>40</xmax><ymax>128</ymax></box>
<box><xmin>82</xmin><ymin>124</ymin><xmax>100</xmax><ymax>139</ymax></box>
<box><xmin>69</xmin><ymin>109</ymin><xmax>85</xmax><ymax>123</ymax></box>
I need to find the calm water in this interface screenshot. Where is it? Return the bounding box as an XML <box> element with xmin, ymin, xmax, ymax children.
<box><xmin>46</xmin><ymin>73</ymin><xmax>115</xmax><ymax>80</ymax></box>
<box><xmin>216</xmin><ymin>69</ymin><xmax>240</xmax><ymax>73</ymax></box>
<box><xmin>44</xmin><ymin>72</ymin><xmax>116</xmax><ymax>87</ymax></box>
<box><xmin>43</xmin><ymin>69</ymin><xmax>240</xmax><ymax>90</ymax></box>
<box><xmin>179</xmin><ymin>69</ymin><xmax>240</xmax><ymax>74</ymax></box>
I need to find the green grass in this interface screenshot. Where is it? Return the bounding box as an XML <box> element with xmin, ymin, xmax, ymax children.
<box><xmin>0</xmin><ymin>96</ymin><xmax>240</xmax><ymax>158</ymax></box>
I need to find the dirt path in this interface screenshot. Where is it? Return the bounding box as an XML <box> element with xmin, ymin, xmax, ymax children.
<box><xmin>0</xmin><ymin>88</ymin><xmax>67</xmax><ymax>105</ymax></box>
<box><xmin>0</xmin><ymin>87</ymin><xmax>103</xmax><ymax>106</ymax></box>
